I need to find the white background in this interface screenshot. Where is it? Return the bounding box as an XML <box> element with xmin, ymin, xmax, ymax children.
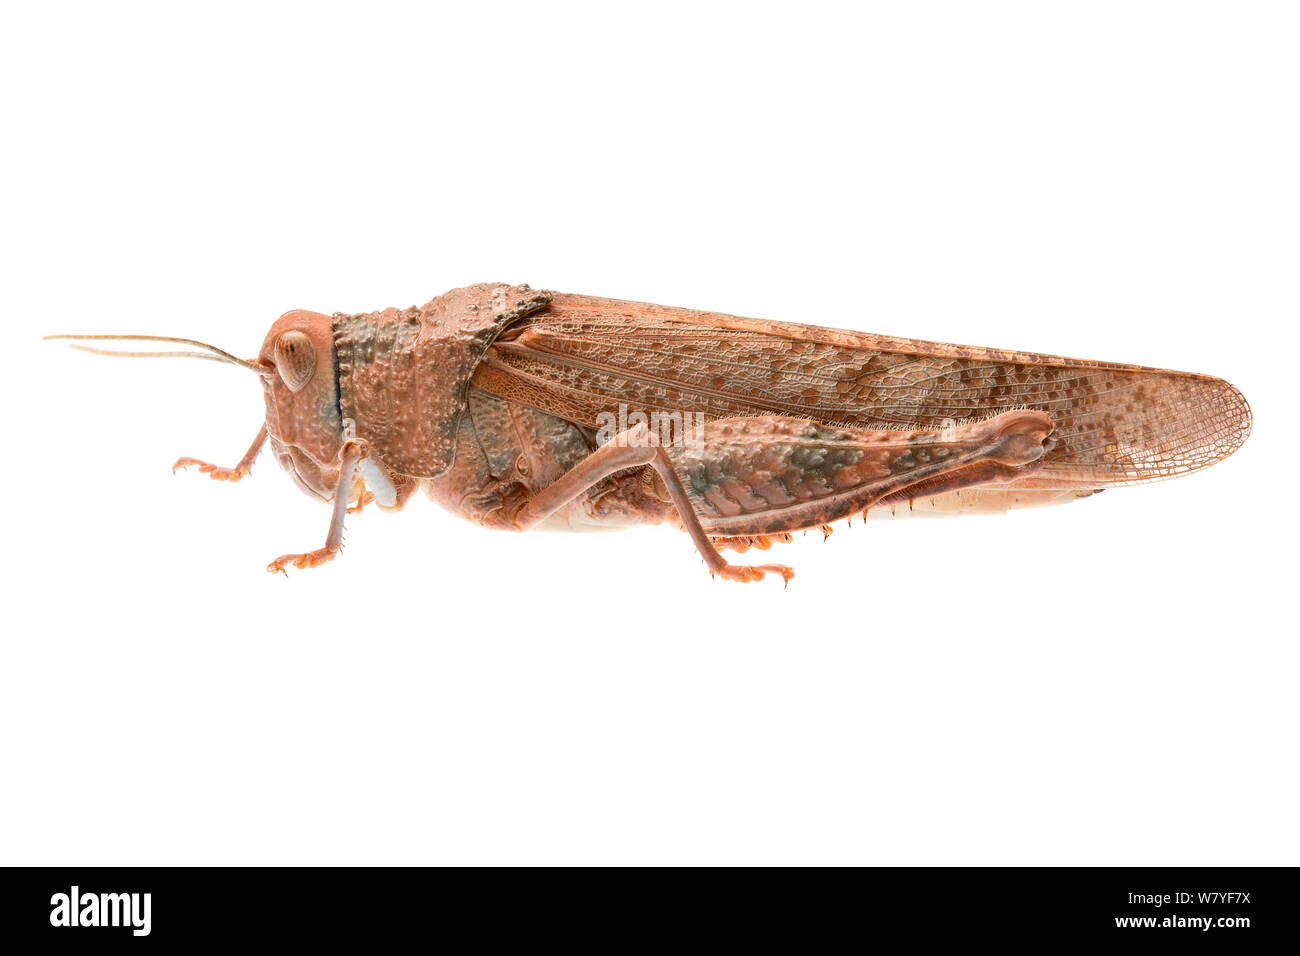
<box><xmin>2</xmin><ymin>2</ymin><xmax>1296</xmax><ymax>865</ymax></box>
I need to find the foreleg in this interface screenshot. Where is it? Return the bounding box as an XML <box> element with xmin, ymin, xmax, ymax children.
<box><xmin>174</xmin><ymin>425</ymin><xmax>267</xmax><ymax>482</ymax></box>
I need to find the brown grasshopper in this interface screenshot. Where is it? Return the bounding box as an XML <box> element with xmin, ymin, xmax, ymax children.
<box><xmin>47</xmin><ymin>282</ymin><xmax>1251</xmax><ymax>583</ymax></box>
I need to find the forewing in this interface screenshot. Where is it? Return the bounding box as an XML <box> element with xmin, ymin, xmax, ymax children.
<box><xmin>473</xmin><ymin>293</ymin><xmax>1251</xmax><ymax>487</ymax></box>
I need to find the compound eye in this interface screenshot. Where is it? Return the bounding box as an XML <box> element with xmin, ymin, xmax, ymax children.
<box><xmin>273</xmin><ymin>331</ymin><xmax>316</xmax><ymax>392</ymax></box>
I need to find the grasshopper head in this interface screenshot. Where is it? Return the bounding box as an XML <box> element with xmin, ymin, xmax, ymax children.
<box><xmin>46</xmin><ymin>316</ymin><xmax>348</xmax><ymax>502</ymax></box>
<box><xmin>256</xmin><ymin>310</ymin><xmax>346</xmax><ymax>501</ymax></box>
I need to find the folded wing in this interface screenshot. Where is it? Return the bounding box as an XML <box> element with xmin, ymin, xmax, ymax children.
<box><xmin>474</xmin><ymin>293</ymin><xmax>1251</xmax><ymax>489</ymax></box>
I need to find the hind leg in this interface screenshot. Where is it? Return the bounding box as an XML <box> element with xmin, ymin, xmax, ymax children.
<box><xmin>512</xmin><ymin>410</ymin><xmax>1052</xmax><ymax>583</ymax></box>
<box><xmin>513</xmin><ymin>423</ymin><xmax>795</xmax><ymax>584</ymax></box>
<box><xmin>666</xmin><ymin>410</ymin><xmax>1053</xmax><ymax>541</ymax></box>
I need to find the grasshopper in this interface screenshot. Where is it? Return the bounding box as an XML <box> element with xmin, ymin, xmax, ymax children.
<box><xmin>48</xmin><ymin>282</ymin><xmax>1251</xmax><ymax>583</ymax></box>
